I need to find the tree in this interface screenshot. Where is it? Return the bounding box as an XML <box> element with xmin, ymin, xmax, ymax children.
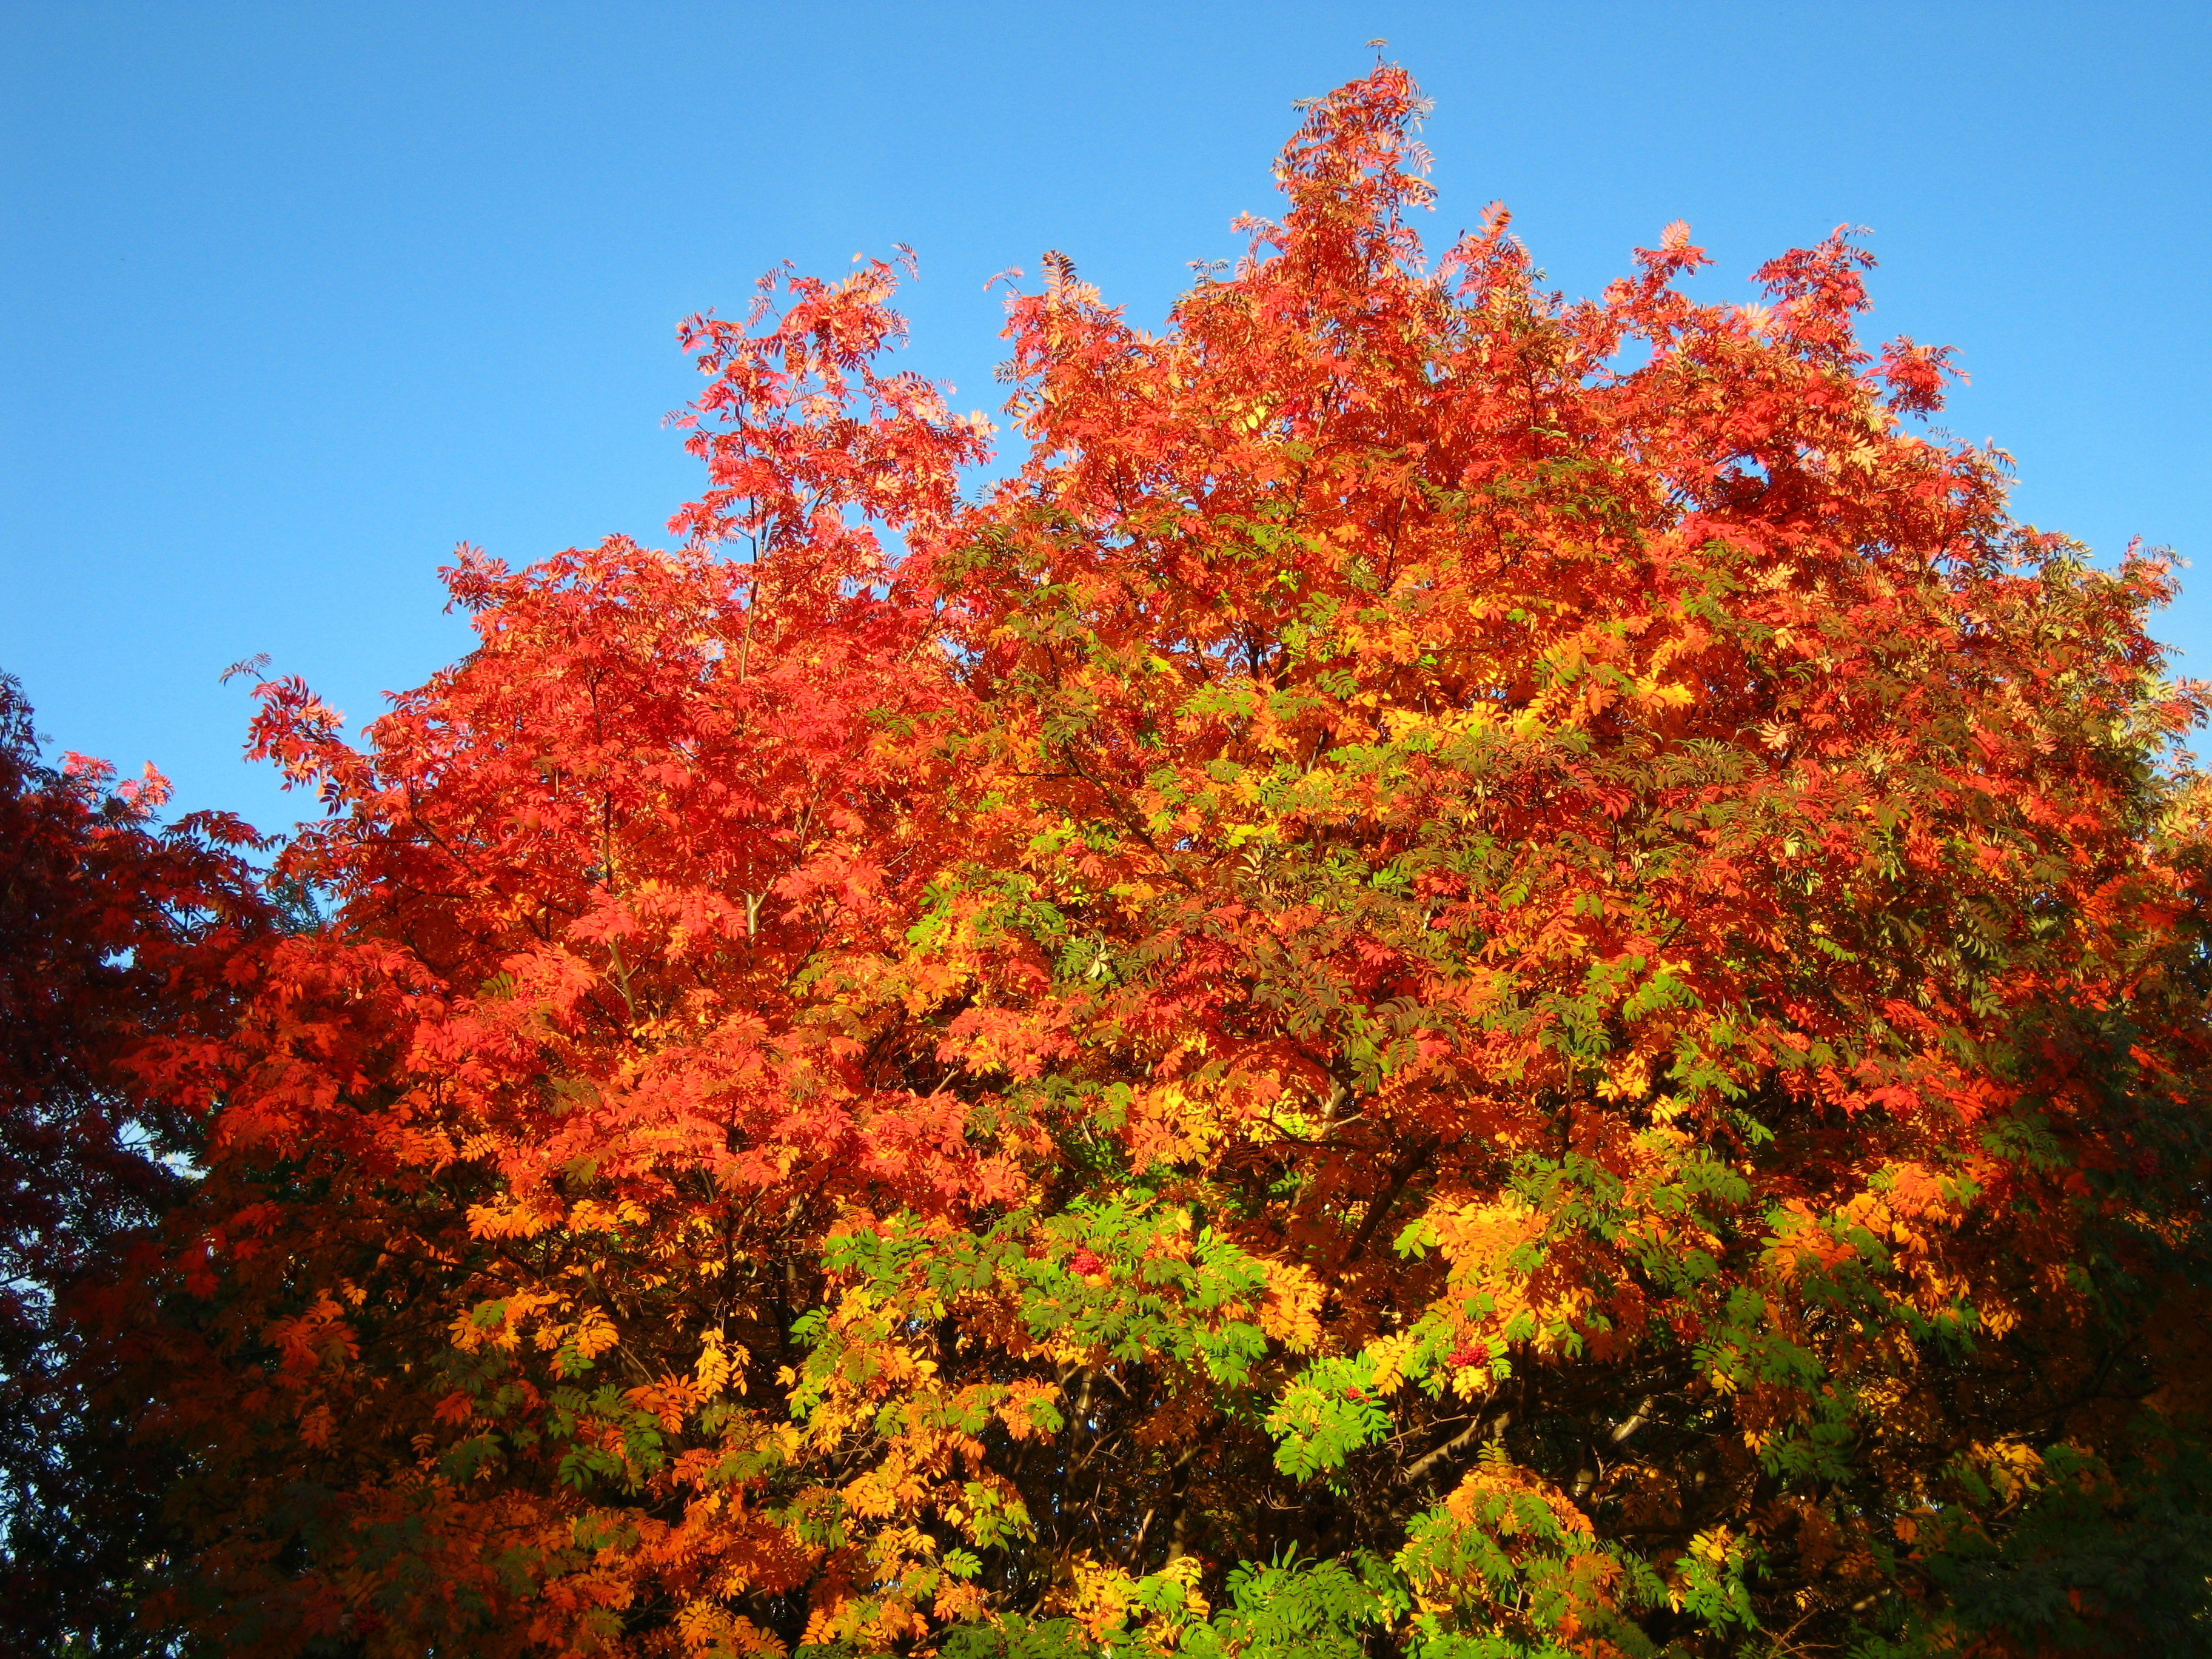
<box><xmin>0</xmin><ymin>676</ymin><xmax>269</xmax><ymax>1654</ymax></box>
<box><xmin>121</xmin><ymin>65</ymin><xmax>2212</xmax><ymax>1658</ymax></box>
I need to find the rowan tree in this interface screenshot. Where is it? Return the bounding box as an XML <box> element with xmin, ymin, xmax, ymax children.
<box><xmin>120</xmin><ymin>65</ymin><xmax>2212</xmax><ymax>1659</ymax></box>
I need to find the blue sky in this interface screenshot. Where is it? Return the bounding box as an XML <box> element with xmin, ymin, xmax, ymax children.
<box><xmin>5</xmin><ymin>1</ymin><xmax>2207</xmax><ymax>829</ymax></box>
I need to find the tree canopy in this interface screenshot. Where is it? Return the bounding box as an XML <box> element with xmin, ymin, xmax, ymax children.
<box><xmin>12</xmin><ymin>64</ymin><xmax>2212</xmax><ymax>1659</ymax></box>
<box><xmin>0</xmin><ymin>675</ymin><xmax>270</xmax><ymax>1650</ymax></box>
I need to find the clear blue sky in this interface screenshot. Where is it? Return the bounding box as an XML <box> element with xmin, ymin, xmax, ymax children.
<box><xmin>5</xmin><ymin>1</ymin><xmax>2207</xmax><ymax>830</ymax></box>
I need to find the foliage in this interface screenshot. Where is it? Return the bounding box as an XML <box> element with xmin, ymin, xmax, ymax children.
<box><xmin>0</xmin><ymin>676</ymin><xmax>270</xmax><ymax>1654</ymax></box>
<box><xmin>72</xmin><ymin>64</ymin><xmax>2212</xmax><ymax>1659</ymax></box>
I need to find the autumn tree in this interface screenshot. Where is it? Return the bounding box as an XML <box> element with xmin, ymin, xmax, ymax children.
<box><xmin>0</xmin><ymin>676</ymin><xmax>270</xmax><ymax>1654</ymax></box>
<box><xmin>116</xmin><ymin>65</ymin><xmax>2212</xmax><ymax>1659</ymax></box>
